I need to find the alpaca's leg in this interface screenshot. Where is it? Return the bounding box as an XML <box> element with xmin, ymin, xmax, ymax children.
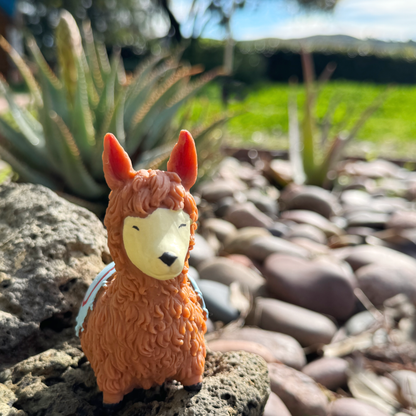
<box><xmin>98</xmin><ymin>371</ymin><xmax>134</xmax><ymax>405</ymax></box>
<box><xmin>102</xmin><ymin>391</ymin><xmax>125</xmax><ymax>405</ymax></box>
<box><xmin>176</xmin><ymin>351</ymin><xmax>205</xmax><ymax>391</ymax></box>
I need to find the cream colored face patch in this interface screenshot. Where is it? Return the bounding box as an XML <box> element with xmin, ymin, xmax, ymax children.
<box><xmin>123</xmin><ymin>209</ymin><xmax>191</xmax><ymax>280</ymax></box>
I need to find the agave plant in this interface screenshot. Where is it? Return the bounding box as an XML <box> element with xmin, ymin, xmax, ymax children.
<box><xmin>288</xmin><ymin>51</ymin><xmax>387</xmax><ymax>188</ymax></box>
<box><xmin>0</xmin><ymin>10</ymin><xmax>226</xmax><ymax>211</ymax></box>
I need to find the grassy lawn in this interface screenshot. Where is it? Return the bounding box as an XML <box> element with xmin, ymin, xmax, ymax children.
<box><xmin>184</xmin><ymin>81</ymin><xmax>416</xmax><ymax>159</ymax></box>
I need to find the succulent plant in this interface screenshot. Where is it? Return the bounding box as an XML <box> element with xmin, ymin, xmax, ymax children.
<box><xmin>288</xmin><ymin>51</ymin><xmax>387</xmax><ymax>188</ymax></box>
<box><xmin>0</xmin><ymin>10</ymin><xmax>226</xmax><ymax>212</ymax></box>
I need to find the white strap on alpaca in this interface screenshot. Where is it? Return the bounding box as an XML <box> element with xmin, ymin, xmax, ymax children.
<box><xmin>75</xmin><ymin>262</ymin><xmax>116</xmax><ymax>337</ymax></box>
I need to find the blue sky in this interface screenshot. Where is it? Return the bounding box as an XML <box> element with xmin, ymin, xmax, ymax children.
<box><xmin>170</xmin><ymin>0</ymin><xmax>416</xmax><ymax>42</ymax></box>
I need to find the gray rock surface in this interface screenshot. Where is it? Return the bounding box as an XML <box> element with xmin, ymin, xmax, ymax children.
<box><xmin>0</xmin><ymin>183</ymin><xmax>109</xmax><ymax>369</ymax></box>
<box><xmin>268</xmin><ymin>362</ymin><xmax>328</xmax><ymax>416</ymax></box>
<box><xmin>218</xmin><ymin>327</ymin><xmax>306</xmax><ymax>370</ymax></box>
<box><xmin>0</xmin><ymin>345</ymin><xmax>270</xmax><ymax>416</ymax></box>
<box><xmin>263</xmin><ymin>254</ymin><xmax>356</xmax><ymax>320</ymax></box>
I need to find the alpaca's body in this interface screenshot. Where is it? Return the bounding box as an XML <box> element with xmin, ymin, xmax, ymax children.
<box><xmin>76</xmin><ymin>131</ymin><xmax>207</xmax><ymax>404</ymax></box>
<box><xmin>80</xmin><ymin>266</ymin><xmax>206</xmax><ymax>403</ymax></box>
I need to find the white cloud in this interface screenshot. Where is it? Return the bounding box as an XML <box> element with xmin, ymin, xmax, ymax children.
<box><xmin>234</xmin><ymin>0</ymin><xmax>416</xmax><ymax>42</ymax></box>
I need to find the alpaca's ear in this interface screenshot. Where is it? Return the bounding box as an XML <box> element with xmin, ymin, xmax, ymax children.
<box><xmin>103</xmin><ymin>133</ymin><xmax>135</xmax><ymax>190</ymax></box>
<box><xmin>167</xmin><ymin>130</ymin><xmax>198</xmax><ymax>191</ymax></box>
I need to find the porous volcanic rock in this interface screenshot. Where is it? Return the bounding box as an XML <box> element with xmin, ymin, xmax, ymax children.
<box><xmin>0</xmin><ymin>345</ymin><xmax>270</xmax><ymax>416</ymax></box>
<box><xmin>0</xmin><ymin>183</ymin><xmax>109</xmax><ymax>369</ymax></box>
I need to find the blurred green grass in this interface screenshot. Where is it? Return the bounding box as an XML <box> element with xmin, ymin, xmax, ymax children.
<box><xmin>183</xmin><ymin>81</ymin><xmax>416</xmax><ymax>158</ymax></box>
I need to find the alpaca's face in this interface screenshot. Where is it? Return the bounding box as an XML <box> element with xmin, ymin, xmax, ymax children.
<box><xmin>123</xmin><ymin>208</ymin><xmax>191</xmax><ymax>280</ymax></box>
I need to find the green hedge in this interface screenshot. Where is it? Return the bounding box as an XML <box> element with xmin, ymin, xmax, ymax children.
<box><xmin>180</xmin><ymin>39</ymin><xmax>416</xmax><ymax>85</ymax></box>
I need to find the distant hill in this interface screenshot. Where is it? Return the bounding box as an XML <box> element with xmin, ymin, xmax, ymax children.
<box><xmin>235</xmin><ymin>35</ymin><xmax>416</xmax><ymax>60</ymax></box>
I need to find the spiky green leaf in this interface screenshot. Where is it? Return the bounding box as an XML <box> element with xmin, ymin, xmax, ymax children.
<box><xmin>49</xmin><ymin>111</ymin><xmax>106</xmax><ymax>198</ymax></box>
<box><xmin>0</xmin><ymin>36</ymin><xmax>42</xmax><ymax>106</ymax></box>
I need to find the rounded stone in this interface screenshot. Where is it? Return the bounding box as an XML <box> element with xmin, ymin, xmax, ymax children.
<box><xmin>244</xmin><ymin>236</ymin><xmax>311</xmax><ymax>262</ymax></box>
<box><xmin>226</xmin><ymin>254</ymin><xmax>257</xmax><ymax>270</ymax></box>
<box><xmin>340</xmin><ymin>189</ymin><xmax>372</xmax><ymax>205</ymax></box>
<box><xmin>197</xmin><ymin>280</ymin><xmax>240</xmax><ymax>323</ymax></box>
<box><xmin>188</xmin><ymin>266</ymin><xmax>200</xmax><ymax>281</ymax></box>
<box><xmin>346</xmin><ymin>211</ymin><xmax>389</xmax><ymax>229</ymax></box>
<box><xmin>214</xmin><ymin>196</ymin><xmax>235</xmax><ymax>218</ymax></box>
<box><xmin>302</xmin><ymin>357</ymin><xmax>348</xmax><ymax>390</ymax></box>
<box><xmin>280</xmin><ymin>184</ymin><xmax>340</xmax><ymax>219</ymax></box>
<box><xmin>264</xmin><ymin>392</ymin><xmax>292</xmax><ymax>416</ymax></box>
<box><xmin>268</xmin><ymin>221</ymin><xmax>291</xmax><ymax>237</ymax></box>
<box><xmin>203</xmin><ymin>218</ymin><xmax>236</xmax><ymax>242</ymax></box>
<box><xmin>245</xmin><ymin>188</ymin><xmax>278</xmax><ymax>216</ymax></box>
<box><xmin>328</xmin><ymin>398</ymin><xmax>390</xmax><ymax>416</ymax></box>
<box><xmin>200</xmin><ymin>180</ymin><xmax>235</xmax><ymax>203</ymax></box>
<box><xmin>356</xmin><ymin>263</ymin><xmax>416</xmax><ymax>306</ymax></box>
<box><xmin>387</xmin><ymin>210</ymin><xmax>416</xmax><ymax>230</ymax></box>
<box><xmin>281</xmin><ymin>210</ymin><xmax>343</xmax><ymax>237</ymax></box>
<box><xmin>345</xmin><ymin>311</ymin><xmax>376</xmax><ymax>336</ymax></box>
<box><xmin>223</xmin><ymin>227</ymin><xmax>271</xmax><ymax>254</ymax></box>
<box><xmin>268</xmin><ymin>362</ymin><xmax>328</xmax><ymax>416</ymax></box>
<box><xmin>218</xmin><ymin>327</ymin><xmax>306</xmax><ymax>370</ymax></box>
<box><xmin>208</xmin><ymin>339</ymin><xmax>276</xmax><ymax>363</ymax></box>
<box><xmin>340</xmin><ymin>245</ymin><xmax>416</xmax><ymax>272</ymax></box>
<box><xmin>286</xmin><ymin>224</ymin><xmax>327</xmax><ymax>244</ymax></box>
<box><xmin>255</xmin><ymin>297</ymin><xmax>337</xmax><ymax>346</ymax></box>
<box><xmin>198</xmin><ymin>257</ymin><xmax>264</xmax><ymax>295</ymax></box>
<box><xmin>290</xmin><ymin>238</ymin><xmax>330</xmax><ymax>256</ymax></box>
<box><xmin>225</xmin><ymin>202</ymin><xmax>274</xmax><ymax>229</ymax></box>
<box><xmin>263</xmin><ymin>254</ymin><xmax>356</xmax><ymax>320</ymax></box>
<box><xmin>189</xmin><ymin>233</ymin><xmax>215</xmax><ymax>269</ymax></box>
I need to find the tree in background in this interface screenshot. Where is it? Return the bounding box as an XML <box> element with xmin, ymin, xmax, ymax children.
<box><xmin>19</xmin><ymin>0</ymin><xmax>339</xmax><ymax>56</ymax></box>
<box><xmin>18</xmin><ymin>0</ymin><xmax>173</xmax><ymax>59</ymax></box>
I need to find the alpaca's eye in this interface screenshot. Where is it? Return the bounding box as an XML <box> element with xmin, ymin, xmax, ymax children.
<box><xmin>132</xmin><ymin>226</ymin><xmax>140</xmax><ymax>231</ymax></box>
<box><xmin>179</xmin><ymin>223</ymin><xmax>186</xmax><ymax>228</ymax></box>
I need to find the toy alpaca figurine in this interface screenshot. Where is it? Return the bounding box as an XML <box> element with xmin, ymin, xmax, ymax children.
<box><xmin>75</xmin><ymin>130</ymin><xmax>207</xmax><ymax>405</ymax></box>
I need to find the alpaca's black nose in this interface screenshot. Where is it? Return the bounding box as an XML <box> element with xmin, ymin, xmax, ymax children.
<box><xmin>159</xmin><ymin>252</ymin><xmax>178</xmax><ymax>267</ymax></box>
